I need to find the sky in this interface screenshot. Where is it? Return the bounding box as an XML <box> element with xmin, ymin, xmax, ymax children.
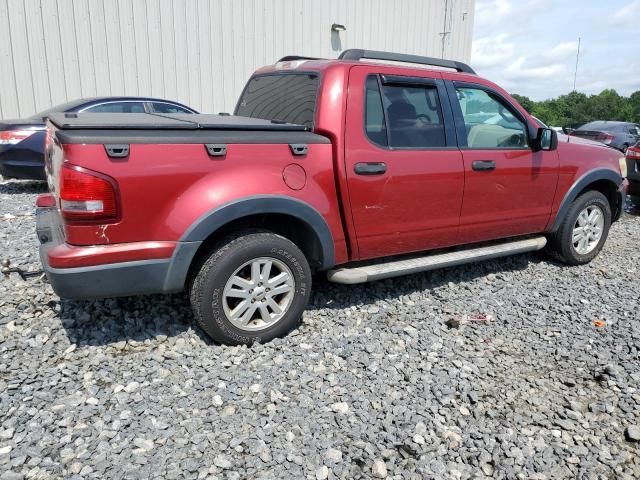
<box><xmin>471</xmin><ymin>0</ymin><xmax>640</xmax><ymax>100</ymax></box>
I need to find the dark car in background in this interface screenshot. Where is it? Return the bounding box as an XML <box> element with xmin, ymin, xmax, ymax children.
<box><xmin>0</xmin><ymin>97</ymin><xmax>198</xmax><ymax>180</ymax></box>
<box><xmin>626</xmin><ymin>141</ymin><xmax>640</xmax><ymax>205</ymax></box>
<box><xmin>569</xmin><ymin>121</ymin><xmax>640</xmax><ymax>153</ymax></box>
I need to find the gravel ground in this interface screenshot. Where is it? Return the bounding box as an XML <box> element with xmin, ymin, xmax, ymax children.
<box><xmin>1</xmin><ymin>178</ymin><xmax>639</xmax><ymax>480</ymax></box>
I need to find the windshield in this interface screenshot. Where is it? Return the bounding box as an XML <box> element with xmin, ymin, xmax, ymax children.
<box><xmin>235</xmin><ymin>73</ymin><xmax>319</xmax><ymax>128</ymax></box>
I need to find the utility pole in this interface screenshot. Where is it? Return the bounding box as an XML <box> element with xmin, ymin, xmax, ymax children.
<box><xmin>440</xmin><ymin>0</ymin><xmax>451</xmax><ymax>59</ymax></box>
<box><xmin>572</xmin><ymin>37</ymin><xmax>581</xmax><ymax>92</ymax></box>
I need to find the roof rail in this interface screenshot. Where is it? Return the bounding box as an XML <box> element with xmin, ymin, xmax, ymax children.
<box><xmin>277</xmin><ymin>55</ymin><xmax>322</xmax><ymax>62</ymax></box>
<box><xmin>338</xmin><ymin>49</ymin><xmax>476</xmax><ymax>75</ymax></box>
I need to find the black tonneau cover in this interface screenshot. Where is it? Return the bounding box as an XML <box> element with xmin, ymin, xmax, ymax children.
<box><xmin>48</xmin><ymin>112</ymin><xmax>330</xmax><ymax>145</ymax></box>
<box><xmin>48</xmin><ymin>112</ymin><xmax>309</xmax><ymax>131</ymax></box>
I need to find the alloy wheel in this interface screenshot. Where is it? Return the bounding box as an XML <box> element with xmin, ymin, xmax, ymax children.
<box><xmin>572</xmin><ymin>205</ymin><xmax>604</xmax><ymax>255</ymax></box>
<box><xmin>222</xmin><ymin>257</ymin><xmax>295</xmax><ymax>331</ymax></box>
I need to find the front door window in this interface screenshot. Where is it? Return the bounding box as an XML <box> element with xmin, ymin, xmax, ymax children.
<box><xmin>455</xmin><ymin>87</ymin><xmax>529</xmax><ymax>149</ymax></box>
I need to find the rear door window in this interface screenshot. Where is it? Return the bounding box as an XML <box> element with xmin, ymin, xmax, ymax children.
<box><xmin>364</xmin><ymin>75</ymin><xmax>447</xmax><ymax>148</ymax></box>
<box><xmin>82</xmin><ymin>102</ymin><xmax>146</xmax><ymax>113</ymax></box>
<box><xmin>383</xmin><ymin>84</ymin><xmax>446</xmax><ymax>148</ymax></box>
<box><xmin>235</xmin><ymin>73</ymin><xmax>319</xmax><ymax>128</ymax></box>
<box><xmin>364</xmin><ymin>76</ymin><xmax>388</xmax><ymax>146</ymax></box>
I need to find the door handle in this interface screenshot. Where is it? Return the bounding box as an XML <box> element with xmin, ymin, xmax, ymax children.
<box><xmin>472</xmin><ymin>160</ymin><xmax>496</xmax><ymax>171</ymax></box>
<box><xmin>354</xmin><ymin>162</ymin><xmax>387</xmax><ymax>175</ymax></box>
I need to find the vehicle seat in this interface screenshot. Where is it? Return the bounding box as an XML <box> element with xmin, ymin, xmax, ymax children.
<box><xmin>129</xmin><ymin>104</ymin><xmax>145</xmax><ymax>113</ymax></box>
<box><xmin>467</xmin><ymin>124</ymin><xmax>510</xmax><ymax>148</ymax></box>
<box><xmin>387</xmin><ymin>101</ymin><xmax>418</xmax><ymax>146</ymax></box>
<box><xmin>387</xmin><ymin>101</ymin><xmax>445</xmax><ymax>147</ymax></box>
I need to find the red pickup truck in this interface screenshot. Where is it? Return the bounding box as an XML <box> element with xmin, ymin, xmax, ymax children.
<box><xmin>36</xmin><ymin>50</ymin><xmax>627</xmax><ymax>345</ymax></box>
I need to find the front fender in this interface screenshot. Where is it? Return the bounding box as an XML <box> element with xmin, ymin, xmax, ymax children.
<box><xmin>547</xmin><ymin>168</ymin><xmax>623</xmax><ymax>232</ymax></box>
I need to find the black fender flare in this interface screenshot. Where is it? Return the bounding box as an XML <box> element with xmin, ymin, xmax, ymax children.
<box><xmin>548</xmin><ymin>168</ymin><xmax>623</xmax><ymax>232</ymax></box>
<box><xmin>180</xmin><ymin>195</ymin><xmax>336</xmax><ymax>269</ymax></box>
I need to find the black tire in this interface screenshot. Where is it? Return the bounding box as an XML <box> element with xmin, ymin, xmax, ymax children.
<box><xmin>190</xmin><ymin>231</ymin><xmax>312</xmax><ymax>345</ymax></box>
<box><xmin>630</xmin><ymin>195</ymin><xmax>640</xmax><ymax>207</ymax></box>
<box><xmin>547</xmin><ymin>190</ymin><xmax>611</xmax><ymax>265</ymax></box>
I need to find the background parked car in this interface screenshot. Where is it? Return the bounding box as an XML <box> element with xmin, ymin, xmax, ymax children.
<box><xmin>0</xmin><ymin>97</ymin><xmax>198</xmax><ymax>180</ymax></box>
<box><xmin>568</xmin><ymin>121</ymin><xmax>640</xmax><ymax>153</ymax></box>
<box><xmin>626</xmin><ymin>141</ymin><xmax>640</xmax><ymax>205</ymax></box>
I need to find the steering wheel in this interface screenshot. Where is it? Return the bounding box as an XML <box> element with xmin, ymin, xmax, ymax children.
<box><xmin>498</xmin><ymin>133</ymin><xmax>524</xmax><ymax>147</ymax></box>
<box><xmin>416</xmin><ymin>113</ymin><xmax>432</xmax><ymax>123</ymax></box>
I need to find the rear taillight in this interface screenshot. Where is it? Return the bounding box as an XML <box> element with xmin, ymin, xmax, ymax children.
<box><xmin>59</xmin><ymin>165</ymin><xmax>119</xmax><ymax>223</ymax></box>
<box><xmin>627</xmin><ymin>148</ymin><xmax>640</xmax><ymax>159</ymax></box>
<box><xmin>0</xmin><ymin>129</ymin><xmax>37</xmax><ymax>145</ymax></box>
<box><xmin>596</xmin><ymin>133</ymin><xmax>614</xmax><ymax>144</ymax></box>
<box><xmin>36</xmin><ymin>193</ymin><xmax>56</xmax><ymax>208</ymax></box>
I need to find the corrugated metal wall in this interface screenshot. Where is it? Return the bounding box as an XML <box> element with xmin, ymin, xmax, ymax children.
<box><xmin>0</xmin><ymin>0</ymin><xmax>475</xmax><ymax>119</ymax></box>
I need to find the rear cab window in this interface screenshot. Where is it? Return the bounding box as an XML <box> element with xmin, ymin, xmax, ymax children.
<box><xmin>235</xmin><ymin>73</ymin><xmax>320</xmax><ymax>129</ymax></box>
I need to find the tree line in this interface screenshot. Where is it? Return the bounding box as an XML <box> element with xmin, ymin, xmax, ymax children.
<box><xmin>512</xmin><ymin>90</ymin><xmax>640</xmax><ymax>129</ymax></box>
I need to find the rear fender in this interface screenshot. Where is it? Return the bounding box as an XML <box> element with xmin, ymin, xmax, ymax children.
<box><xmin>181</xmin><ymin>195</ymin><xmax>336</xmax><ymax>268</ymax></box>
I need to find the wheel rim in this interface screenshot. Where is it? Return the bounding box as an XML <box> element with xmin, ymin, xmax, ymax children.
<box><xmin>572</xmin><ymin>205</ymin><xmax>604</xmax><ymax>255</ymax></box>
<box><xmin>222</xmin><ymin>257</ymin><xmax>295</xmax><ymax>331</ymax></box>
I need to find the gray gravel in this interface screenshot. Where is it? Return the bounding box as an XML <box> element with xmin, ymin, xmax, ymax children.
<box><xmin>1</xmin><ymin>177</ymin><xmax>640</xmax><ymax>479</ymax></box>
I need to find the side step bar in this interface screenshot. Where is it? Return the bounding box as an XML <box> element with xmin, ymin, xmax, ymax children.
<box><xmin>327</xmin><ymin>237</ymin><xmax>547</xmax><ymax>284</ymax></box>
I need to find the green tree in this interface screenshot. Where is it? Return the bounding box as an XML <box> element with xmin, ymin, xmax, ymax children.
<box><xmin>512</xmin><ymin>94</ymin><xmax>534</xmax><ymax>113</ymax></box>
<box><xmin>509</xmin><ymin>89</ymin><xmax>640</xmax><ymax>127</ymax></box>
<box><xmin>628</xmin><ymin>91</ymin><xmax>640</xmax><ymax>123</ymax></box>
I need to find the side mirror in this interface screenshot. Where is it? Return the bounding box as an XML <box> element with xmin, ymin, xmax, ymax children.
<box><xmin>562</xmin><ymin>126</ymin><xmax>574</xmax><ymax>135</ymax></box>
<box><xmin>533</xmin><ymin>127</ymin><xmax>557</xmax><ymax>152</ymax></box>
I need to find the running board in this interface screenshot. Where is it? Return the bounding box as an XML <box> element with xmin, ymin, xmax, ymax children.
<box><xmin>327</xmin><ymin>237</ymin><xmax>547</xmax><ymax>284</ymax></box>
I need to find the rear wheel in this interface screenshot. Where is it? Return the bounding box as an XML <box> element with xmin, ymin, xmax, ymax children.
<box><xmin>190</xmin><ymin>231</ymin><xmax>312</xmax><ymax>345</ymax></box>
<box><xmin>547</xmin><ymin>190</ymin><xmax>611</xmax><ymax>265</ymax></box>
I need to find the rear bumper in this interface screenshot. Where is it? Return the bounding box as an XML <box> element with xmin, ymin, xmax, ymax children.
<box><xmin>36</xmin><ymin>206</ymin><xmax>201</xmax><ymax>299</ymax></box>
<box><xmin>0</xmin><ymin>146</ymin><xmax>46</xmax><ymax>180</ymax></box>
<box><xmin>627</xmin><ymin>157</ymin><xmax>640</xmax><ymax>196</ymax></box>
<box><xmin>43</xmin><ymin>257</ymin><xmax>174</xmax><ymax>299</ymax></box>
<box><xmin>0</xmin><ymin>157</ymin><xmax>46</xmax><ymax>180</ymax></box>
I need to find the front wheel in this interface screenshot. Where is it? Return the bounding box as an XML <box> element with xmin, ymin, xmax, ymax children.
<box><xmin>190</xmin><ymin>231</ymin><xmax>312</xmax><ymax>345</ymax></box>
<box><xmin>547</xmin><ymin>190</ymin><xmax>611</xmax><ymax>265</ymax></box>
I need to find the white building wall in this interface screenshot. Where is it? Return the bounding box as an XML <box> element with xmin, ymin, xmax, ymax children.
<box><xmin>0</xmin><ymin>0</ymin><xmax>475</xmax><ymax>119</ymax></box>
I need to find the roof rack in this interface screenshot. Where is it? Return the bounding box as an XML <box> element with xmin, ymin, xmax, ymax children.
<box><xmin>338</xmin><ymin>49</ymin><xmax>476</xmax><ymax>75</ymax></box>
<box><xmin>277</xmin><ymin>55</ymin><xmax>322</xmax><ymax>62</ymax></box>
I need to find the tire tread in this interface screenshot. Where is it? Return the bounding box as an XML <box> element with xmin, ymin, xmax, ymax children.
<box><xmin>189</xmin><ymin>230</ymin><xmax>311</xmax><ymax>344</ymax></box>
